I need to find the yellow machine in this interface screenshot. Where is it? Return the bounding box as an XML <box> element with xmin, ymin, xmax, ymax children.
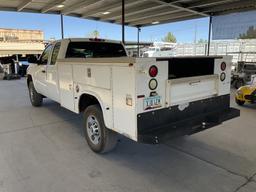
<box><xmin>235</xmin><ymin>78</ymin><xmax>256</xmax><ymax>105</ymax></box>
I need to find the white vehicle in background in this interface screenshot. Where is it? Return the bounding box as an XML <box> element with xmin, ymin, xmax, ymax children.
<box><xmin>143</xmin><ymin>42</ymin><xmax>176</xmax><ymax>57</ymax></box>
<box><xmin>27</xmin><ymin>38</ymin><xmax>239</xmax><ymax>153</ymax></box>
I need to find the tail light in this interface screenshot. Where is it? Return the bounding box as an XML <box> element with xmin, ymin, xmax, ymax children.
<box><xmin>221</xmin><ymin>62</ymin><xmax>226</xmax><ymax>71</ymax></box>
<box><xmin>149</xmin><ymin>65</ymin><xmax>158</xmax><ymax>77</ymax></box>
<box><xmin>149</xmin><ymin>79</ymin><xmax>158</xmax><ymax>90</ymax></box>
<box><xmin>220</xmin><ymin>72</ymin><xmax>226</xmax><ymax>81</ymax></box>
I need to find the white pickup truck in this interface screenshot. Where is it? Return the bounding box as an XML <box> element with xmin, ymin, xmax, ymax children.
<box><xmin>27</xmin><ymin>38</ymin><xmax>239</xmax><ymax>153</ymax></box>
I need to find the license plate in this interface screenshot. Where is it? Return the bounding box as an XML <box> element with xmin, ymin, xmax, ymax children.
<box><xmin>143</xmin><ymin>96</ymin><xmax>162</xmax><ymax>110</ymax></box>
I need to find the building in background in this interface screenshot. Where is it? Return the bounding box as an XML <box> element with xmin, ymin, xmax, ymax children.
<box><xmin>175</xmin><ymin>39</ymin><xmax>256</xmax><ymax>64</ymax></box>
<box><xmin>0</xmin><ymin>28</ymin><xmax>45</xmax><ymax>56</ymax></box>
<box><xmin>0</xmin><ymin>28</ymin><xmax>44</xmax><ymax>42</ymax></box>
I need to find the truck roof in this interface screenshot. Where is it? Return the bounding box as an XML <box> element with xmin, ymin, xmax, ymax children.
<box><xmin>53</xmin><ymin>38</ymin><xmax>123</xmax><ymax>45</ymax></box>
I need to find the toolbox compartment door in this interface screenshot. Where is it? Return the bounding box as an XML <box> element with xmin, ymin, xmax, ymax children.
<box><xmin>166</xmin><ymin>74</ymin><xmax>218</xmax><ymax>106</ymax></box>
<box><xmin>58</xmin><ymin>64</ymin><xmax>75</xmax><ymax>111</ymax></box>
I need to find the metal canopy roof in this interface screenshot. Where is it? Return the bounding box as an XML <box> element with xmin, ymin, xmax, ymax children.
<box><xmin>0</xmin><ymin>0</ymin><xmax>255</xmax><ymax>27</ymax></box>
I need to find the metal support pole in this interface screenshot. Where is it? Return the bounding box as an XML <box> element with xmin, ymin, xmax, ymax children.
<box><xmin>15</xmin><ymin>54</ymin><xmax>19</xmax><ymax>74</ymax></box>
<box><xmin>137</xmin><ymin>27</ymin><xmax>141</xmax><ymax>57</ymax></box>
<box><xmin>122</xmin><ymin>0</ymin><xmax>125</xmax><ymax>44</ymax></box>
<box><xmin>61</xmin><ymin>14</ymin><xmax>64</xmax><ymax>39</ymax></box>
<box><xmin>207</xmin><ymin>15</ymin><xmax>212</xmax><ymax>56</ymax></box>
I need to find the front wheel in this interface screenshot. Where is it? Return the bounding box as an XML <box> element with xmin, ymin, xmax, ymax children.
<box><xmin>84</xmin><ymin>105</ymin><xmax>117</xmax><ymax>153</ymax></box>
<box><xmin>28</xmin><ymin>81</ymin><xmax>43</xmax><ymax>107</ymax></box>
<box><xmin>235</xmin><ymin>98</ymin><xmax>245</xmax><ymax>106</ymax></box>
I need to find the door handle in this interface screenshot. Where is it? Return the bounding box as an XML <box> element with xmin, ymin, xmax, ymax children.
<box><xmin>189</xmin><ymin>80</ymin><xmax>201</xmax><ymax>85</ymax></box>
<box><xmin>41</xmin><ymin>70</ymin><xmax>46</xmax><ymax>73</ymax></box>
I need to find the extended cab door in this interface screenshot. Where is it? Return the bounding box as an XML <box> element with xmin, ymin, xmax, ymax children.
<box><xmin>46</xmin><ymin>42</ymin><xmax>61</xmax><ymax>102</ymax></box>
<box><xmin>33</xmin><ymin>44</ymin><xmax>53</xmax><ymax>95</ymax></box>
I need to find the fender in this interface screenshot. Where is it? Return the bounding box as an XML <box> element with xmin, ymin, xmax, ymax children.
<box><xmin>77</xmin><ymin>90</ymin><xmax>113</xmax><ymax>129</ymax></box>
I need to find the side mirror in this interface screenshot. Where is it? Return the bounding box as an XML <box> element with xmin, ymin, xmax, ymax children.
<box><xmin>27</xmin><ymin>56</ymin><xmax>38</xmax><ymax>64</ymax></box>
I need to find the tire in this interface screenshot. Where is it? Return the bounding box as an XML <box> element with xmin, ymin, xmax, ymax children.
<box><xmin>28</xmin><ymin>81</ymin><xmax>43</xmax><ymax>107</ymax></box>
<box><xmin>83</xmin><ymin>105</ymin><xmax>117</xmax><ymax>153</ymax></box>
<box><xmin>6</xmin><ymin>75</ymin><xmax>11</xmax><ymax>80</ymax></box>
<box><xmin>235</xmin><ymin>98</ymin><xmax>245</xmax><ymax>106</ymax></box>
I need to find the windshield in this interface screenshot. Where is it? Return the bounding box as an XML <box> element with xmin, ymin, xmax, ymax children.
<box><xmin>66</xmin><ymin>41</ymin><xmax>127</xmax><ymax>58</ymax></box>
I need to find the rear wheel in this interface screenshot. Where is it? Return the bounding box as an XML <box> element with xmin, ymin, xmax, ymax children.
<box><xmin>235</xmin><ymin>98</ymin><xmax>245</xmax><ymax>106</ymax></box>
<box><xmin>28</xmin><ymin>81</ymin><xmax>43</xmax><ymax>107</ymax></box>
<box><xmin>84</xmin><ymin>105</ymin><xmax>117</xmax><ymax>153</ymax></box>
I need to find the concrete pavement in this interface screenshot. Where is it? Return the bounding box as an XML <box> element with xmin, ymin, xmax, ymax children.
<box><xmin>0</xmin><ymin>79</ymin><xmax>255</xmax><ymax>192</ymax></box>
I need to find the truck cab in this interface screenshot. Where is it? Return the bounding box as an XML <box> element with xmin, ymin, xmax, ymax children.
<box><xmin>28</xmin><ymin>38</ymin><xmax>127</xmax><ymax>102</ymax></box>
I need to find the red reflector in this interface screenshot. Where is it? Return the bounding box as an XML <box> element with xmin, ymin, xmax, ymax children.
<box><xmin>221</xmin><ymin>62</ymin><xmax>226</xmax><ymax>71</ymax></box>
<box><xmin>149</xmin><ymin>65</ymin><xmax>158</xmax><ymax>77</ymax></box>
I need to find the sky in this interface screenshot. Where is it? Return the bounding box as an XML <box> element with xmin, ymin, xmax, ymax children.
<box><xmin>0</xmin><ymin>11</ymin><xmax>210</xmax><ymax>43</ymax></box>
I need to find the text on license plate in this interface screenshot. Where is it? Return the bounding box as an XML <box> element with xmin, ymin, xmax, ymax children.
<box><xmin>143</xmin><ymin>96</ymin><xmax>162</xmax><ymax>110</ymax></box>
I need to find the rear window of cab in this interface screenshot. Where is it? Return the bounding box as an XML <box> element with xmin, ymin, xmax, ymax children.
<box><xmin>66</xmin><ymin>42</ymin><xmax>127</xmax><ymax>58</ymax></box>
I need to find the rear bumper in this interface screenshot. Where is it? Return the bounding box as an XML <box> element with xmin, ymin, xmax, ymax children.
<box><xmin>137</xmin><ymin>95</ymin><xmax>240</xmax><ymax>144</ymax></box>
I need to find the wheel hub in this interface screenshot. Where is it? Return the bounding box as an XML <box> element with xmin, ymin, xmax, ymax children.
<box><xmin>87</xmin><ymin>115</ymin><xmax>101</xmax><ymax>145</ymax></box>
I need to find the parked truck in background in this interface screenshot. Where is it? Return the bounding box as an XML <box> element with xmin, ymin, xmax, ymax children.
<box><xmin>231</xmin><ymin>61</ymin><xmax>256</xmax><ymax>89</ymax></box>
<box><xmin>27</xmin><ymin>38</ymin><xmax>240</xmax><ymax>153</ymax></box>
